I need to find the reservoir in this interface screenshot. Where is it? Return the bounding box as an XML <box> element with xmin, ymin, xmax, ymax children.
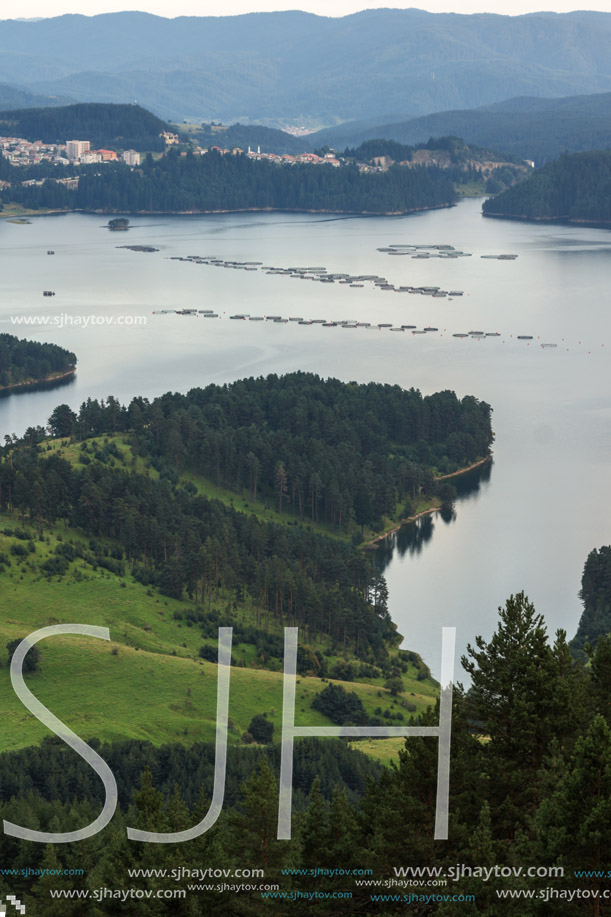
<box><xmin>1</xmin><ymin>198</ymin><xmax>610</xmax><ymax>678</ymax></box>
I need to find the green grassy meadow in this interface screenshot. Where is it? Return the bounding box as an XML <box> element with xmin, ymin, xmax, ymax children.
<box><xmin>0</xmin><ymin>506</ymin><xmax>438</xmax><ymax>760</ymax></box>
<box><xmin>44</xmin><ymin>433</ymin><xmax>443</xmax><ymax>546</ymax></box>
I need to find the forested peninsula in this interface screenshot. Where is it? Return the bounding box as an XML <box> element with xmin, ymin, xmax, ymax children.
<box><xmin>0</xmin><ymin>373</ymin><xmax>492</xmax><ymax>676</ymax></box>
<box><xmin>42</xmin><ymin>373</ymin><xmax>494</xmax><ymax>536</ymax></box>
<box><xmin>483</xmin><ymin>149</ymin><xmax>611</xmax><ymax>225</ymax></box>
<box><xmin>0</xmin><ymin>333</ymin><xmax>76</xmax><ymax>391</ymax></box>
<box><xmin>2</xmin><ymin>147</ymin><xmax>459</xmax><ymax>215</ymax></box>
<box><xmin>0</xmin><ymin>372</ymin><xmax>492</xmax><ymax>760</ymax></box>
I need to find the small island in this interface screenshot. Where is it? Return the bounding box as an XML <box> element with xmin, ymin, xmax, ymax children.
<box><xmin>108</xmin><ymin>217</ymin><xmax>130</xmax><ymax>230</ymax></box>
<box><xmin>117</xmin><ymin>244</ymin><xmax>158</xmax><ymax>252</ymax></box>
<box><xmin>0</xmin><ymin>333</ymin><xmax>76</xmax><ymax>392</ymax></box>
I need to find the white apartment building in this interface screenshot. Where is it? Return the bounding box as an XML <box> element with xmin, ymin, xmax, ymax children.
<box><xmin>122</xmin><ymin>149</ymin><xmax>141</xmax><ymax>166</ymax></box>
<box><xmin>66</xmin><ymin>140</ymin><xmax>91</xmax><ymax>161</ymax></box>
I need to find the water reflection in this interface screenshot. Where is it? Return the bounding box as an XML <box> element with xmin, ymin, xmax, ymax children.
<box><xmin>452</xmin><ymin>459</ymin><xmax>492</xmax><ymax>497</ymax></box>
<box><xmin>0</xmin><ymin>372</ymin><xmax>76</xmax><ymax>401</ymax></box>
<box><xmin>438</xmin><ymin>505</ymin><xmax>456</xmax><ymax>525</ymax></box>
<box><xmin>375</xmin><ymin>461</ymin><xmax>492</xmax><ymax>572</ymax></box>
<box><xmin>375</xmin><ymin>514</ymin><xmax>435</xmax><ymax>568</ymax></box>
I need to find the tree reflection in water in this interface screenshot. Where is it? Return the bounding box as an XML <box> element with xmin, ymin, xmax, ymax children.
<box><xmin>374</xmin><ymin>460</ymin><xmax>492</xmax><ymax>573</ymax></box>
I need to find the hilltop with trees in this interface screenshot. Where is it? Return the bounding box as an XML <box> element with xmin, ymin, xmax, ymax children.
<box><xmin>39</xmin><ymin>372</ymin><xmax>493</xmax><ymax>533</ymax></box>
<box><xmin>0</xmin><ymin>372</ymin><xmax>479</xmax><ymax>760</ymax></box>
<box><xmin>483</xmin><ymin>149</ymin><xmax>611</xmax><ymax>225</ymax></box>
<box><xmin>0</xmin><ymin>102</ymin><xmax>168</xmax><ymax>152</ymax></box>
<box><xmin>2</xmin><ymin>145</ymin><xmax>460</xmax><ymax>215</ymax></box>
<box><xmin>0</xmin><ymin>333</ymin><xmax>76</xmax><ymax>390</ymax></box>
<box><xmin>312</xmin><ymin>91</ymin><xmax>611</xmax><ymax>167</ymax></box>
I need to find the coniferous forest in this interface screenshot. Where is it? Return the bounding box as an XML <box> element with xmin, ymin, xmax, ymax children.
<box><xmin>0</xmin><ymin>591</ymin><xmax>610</xmax><ymax>915</ymax></box>
<box><xmin>32</xmin><ymin>372</ymin><xmax>494</xmax><ymax>530</ymax></box>
<box><xmin>0</xmin><ymin>375</ymin><xmax>492</xmax><ymax>655</ymax></box>
<box><xmin>572</xmin><ymin>546</ymin><xmax>611</xmax><ymax>653</ymax></box>
<box><xmin>0</xmin><ymin>333</ymin><xmax>76</xmax><ymax>389</ymax></box>
<box><xmin>483</xmin><ymin>149</ymin><xmax>611</xmax><ymax>224</ymax></box>
<box><xmin>0</xmin><ymin>372</ymin><xmax>609</xmax><ymax>912</ymax></box>
<box><xmin>2</xmin><ymin>147</ymin><xmax>459</xmax><ymax>214</ymax></box>
<box><xmin>0</xmin><ymin>103</ymin><xmax>168</xmax><ymax>153</ymax></box>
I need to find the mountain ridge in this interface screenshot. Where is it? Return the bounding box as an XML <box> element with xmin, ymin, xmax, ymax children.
<box><xmin>309</xmin><ymin>90</ymin><xmax>611</xmax><ymax>165</ymax></box>
<box><xmin>1</xmin><ymin>10</ymin><xmax>610</xmax><ymax>124</ymax></box>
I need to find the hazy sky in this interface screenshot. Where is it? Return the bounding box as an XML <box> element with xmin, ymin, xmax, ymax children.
<box><xmin>3</xmin><ymin>1</ymin><xmax>611</xmax><ymax>20</ymax></box>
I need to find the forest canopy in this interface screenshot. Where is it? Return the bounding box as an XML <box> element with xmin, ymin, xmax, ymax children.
<box><xmin>1</xmin><ymin>147</ymin><xmax>459</xmax><ymax>214</ymax></box>
<box><xmin>572</xmin><ymin>545</ymin><xmax>611</xmax><ymax>653</ymax></box>
<box><xmin>41</xmin><ymin>372</ymin><xmax>493</xmax><ymax>530</ymax></box>
<box><xmin>483</xmin><ymin>149</ymin><xmax>611</xmax><ymax>224</ymax></box>
<box><xmin>0</xmin><ymin>374</ymin><xmax>491</xmax><ymax>658</ymax></box>
<box><xmin>0</xmin><ymin>102</ymin><xmax>168</xmax><ymax>152</ymax></box>
<box><xmin>0</xmin><ymin>333</ymin><xmax>76</xmax><ymax>389</ymax></box>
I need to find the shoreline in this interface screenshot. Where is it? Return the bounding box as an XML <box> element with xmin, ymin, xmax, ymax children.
<box><xmin>483</xmin><ymin>211</ymin><xmax>611</xmax><ymax>230</ymax></box>
<box><xmin>364</xmin><ymin>453</ymin><xmax>492</xmax><ymax>548</ymax></box>
<box><xmin>435</xmin><ymin>454</ymin><xmax>492</xmax><ymax>480</ymax></box>
<box><xmin>365</xmin><ymin>506</ymin><xmax>439</xmax><ymax>548</ymax></box>
<box><xmin>0</xmin><ymin>366</ymin><xmax>76</xmax><ymax>395</ymax></box>
<box><xmin>0</xmin><ymin>202</ymin><xmax>455</xmax><ymax>220</ymax></box>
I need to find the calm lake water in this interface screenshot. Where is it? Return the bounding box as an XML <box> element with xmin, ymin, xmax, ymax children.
<box><xmin>1</xmin><ymin>199</ymin><xmax>610</xmax><ymax>679</ymax></box>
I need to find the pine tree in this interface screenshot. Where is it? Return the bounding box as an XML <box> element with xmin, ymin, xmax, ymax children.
<box><xmin>462</xmin><ymin>592</ymin><xmax>561</xmax><ymax>838</ymax></box>
<box><xmin>226</xmin><ymin>758</ymin><xmax>294</xmax><ymax>873</ymax></box>
<box><xmin>361</xmin><ymin>710</ymin><xmax>440</xmax><ymax>873</ymax></box>
<box><xmin>299</xmin><ymin>776</ymin><xmax>329</xmax><ymax>867</ymax></box>
<box><xmin>534</xmin><ymin>715</ymin><xmax>611</xmax><ymax>916</ymax></box>
<box><xmin>590</xmin><ymin>634</ymin><xmax>611</xmax><ymax>723</ymax></box>
<box><xmin>31</xmin><ymin>846</ymin><xmax>80</xmax><ymax>916</ymax></box>
<box><xmin>327</xmin><ymin>787</ymin><xmax>359</xmax><ymax>864</ymax></box>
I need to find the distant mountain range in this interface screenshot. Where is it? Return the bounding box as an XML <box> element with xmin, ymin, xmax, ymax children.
<box><xmin>1</xmin><ymin>91</ymin><xmax>609</xmax><ymax>170</ymax></box>
<box><xmin>176</xmin><ymin>91</ymin><xmax>611</xmax><ymax>166</ymax></box>
<box><xmin>188</xmin><ymin>123</ymin><xmax>313</xmax><ymax>156</ymax></box>
<box><xmin>1</xmin><ymin>10</ymin><xmax>611</xmax><ymax>125</ymax></box>
<box><xmin>0</xmin><ymin>81</ymin><xmax>74</xmax><ymax>110</ymax></box>
<box><xmin>308</xmin><ymin>91</ymin><xmax>611</xmax><ymax>165</ymax></box>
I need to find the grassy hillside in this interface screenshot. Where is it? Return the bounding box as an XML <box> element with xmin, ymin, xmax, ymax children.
<box><xmin>0</xmin><ymin>511</ymin><xmax>437</xmax><ymax>756</ymax></box>
<box><xmin>3</xmin><ymin>375</ymin><xmax>483</xmax><ymax>762</ymax></box>
<box><xmin>44</xmin><ymin>433</ymin><xmax>439</xmax><ymax>545</ymax></box>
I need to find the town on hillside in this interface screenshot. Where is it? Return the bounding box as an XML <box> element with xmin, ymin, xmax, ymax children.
<box><xmin>0</xmin><ymin>135</ymin><xmax>142</xmax><ymax>167</ymax></box>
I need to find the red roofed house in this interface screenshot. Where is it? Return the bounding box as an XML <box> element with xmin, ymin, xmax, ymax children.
<box><xmin>95</xmin><ymin>149</ymin><xmax>118</xmax><ymax>161</ymax></box>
